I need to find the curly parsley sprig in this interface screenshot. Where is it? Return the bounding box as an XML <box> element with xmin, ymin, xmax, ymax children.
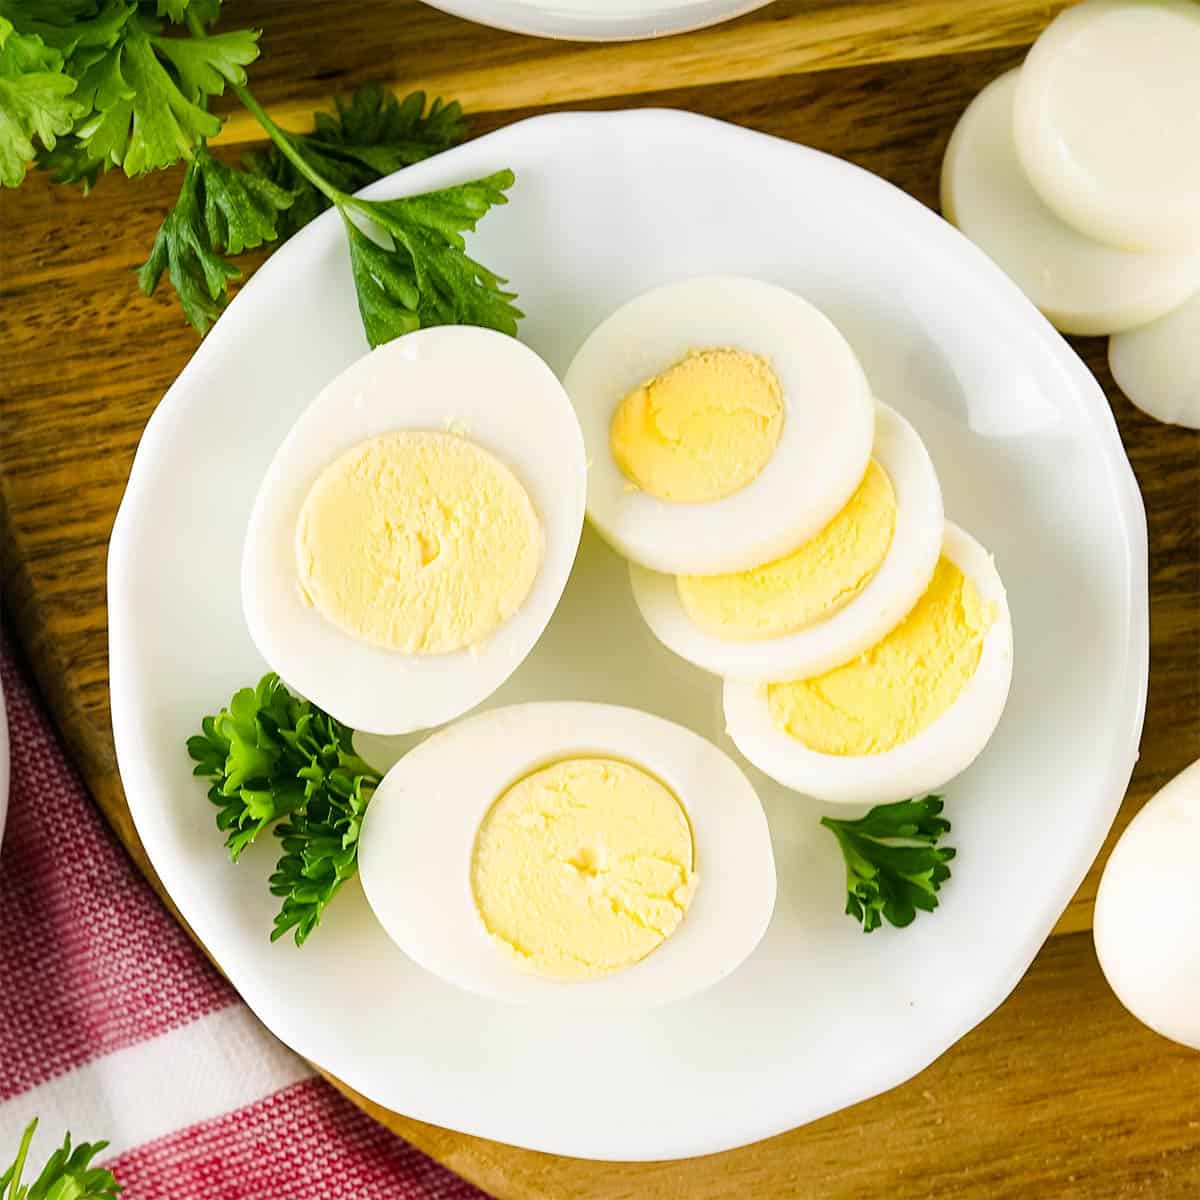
<box><xmin>1</xmin><ymin>1</ymin><xmax>520</xmax><ymax>346</ymax></box>
<box><xmin>188</xmin><ymin>673</ymin><xmax>383</xmax><ymax>945</ymax></box>
<box><xmin>1</xmin><ymin>1118</ymin><xmax>121</xmax><ymax>1200</ymax></box>
<box><xmin>821</xmin><ymin>796</ymin><xmax>956</xmax><ymax>932</ymax></box>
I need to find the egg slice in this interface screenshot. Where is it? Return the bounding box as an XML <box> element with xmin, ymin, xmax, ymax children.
<box><xmin>1109</xmin><ymin>292</ymin><xmax>1200</xmax><ymax>430</ymax></box>
<box><xmin>724</xmin><ymin>523</ymin><xmax>1013</xmax><ymax>807</ymax></box>
<box><xmin>564</xmin><ymin>276</ymin><xmax>875</xmax><ymax>575</ymax></box>
<box><xmin>1094</xmin><ymin>758</ymin><xmax>1200</xmax><ymax>1050</ymax></box>
<box><xmin>942</xmin><ymin>70</ymin><xmax>1200</xmax><ymax>336</ymax></box>
<box><xmin>358</xmin><ymin>702</ymin><xmax>777</xmax><ymax>1007</ymax></box>
<box><xmin>242</xmin><ymin>327</ymin><xmax>586</xmax><ymax>736</ymax></box>
<box><xmin>628</xmin><ymin>402</ymin><xmax>943</xmax><ymax>683</ymax></box>
<box><xmin>1013</xmin><ymin>0</ymin><xmax>1200</xmax><ymax>254</ymax></box>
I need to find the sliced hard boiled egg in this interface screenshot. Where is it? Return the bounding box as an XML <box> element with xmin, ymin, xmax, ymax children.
<box><xmin>1013</xmin><ymin>0</ymin><xmax>1200</xmax><ymax>254</ymax></box>
<box><xmin>724</xmin><ymin>523</ymin><xmax>1013</xmax><ymax>807</ymax></box>
<box><xmin>1109</xmin><ymin>292</ymin><xmax>1200</xmax><ymax>430</ymax></box>
<box><xmin>1094</xmin><ymin>758</ymin><xmax>1200</xmax><ymax>1050</ymax></box>
<box><xmin>564</xmin><ymin>276</ymin><xmax>875</xmax><ymax>575</ymax></box>
<box><xmin>242</xmin><ymin>327</ymin><xmax>586</xmax><ymax>736</ymax></box>
<box><xmin>942</xmin><ymin>70</ymin><xmax>1200</xmax><ymax>336</ymax></box>
<box><xmin>358</xmin><ymin>702</ymin><xmax>777</xmax><ymax>1007</ymax></box>
<box><xmin>629</xmin><ymin>402</ymin><xmax>943</xmax><ymax>683</ymax></box>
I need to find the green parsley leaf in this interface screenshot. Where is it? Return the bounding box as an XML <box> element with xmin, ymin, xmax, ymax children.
<box><xmin>137</xmin><ymin>152</ymin><xmax>238</xmax><ymax>333</ymax></box>
<box><xmin>343</xmin><ymin>169</ymin><xmax>521</xmax><ymax>347</ymax></box>
<box><xmin>188</xmin><ymin>673</ymin><xmax>383</xmax><ymax>944</ymax></box>
<box><xmin>0</xmin><ymin>17</ymin><xmax>84</xmax><ymax>186</ymax></box>
<box><xmin>820</xmin><ymin>796</ymin><xmax>956</xmax><ymax>932</ymax></box>
<box><xmin>242</xmin><ymin>85</ymin><xmax>468</xmax><ymax>240</ymax></box>
<box><xmin>34</xmin><ymin>132</ymin><xmax>103</xmax><ymax>189</ymax></box>
<box><xmin>197</xmin><ymin>144</ymin><xmax>293</xmax><ymax>253</ymax></box>
<box><xmin>138</xmin><ymin>145</ymin><xmax>293</xmax><ymax>329</ymax></box>
<box><xmin>150</xmin><ymin>26</ymin><xmax>257</xmax><ymax>103</ymax></box>
<box><xmin>1</xmin><ymin>1119</ymin><xmax>122</xmax><ymax>1200</ymax></box>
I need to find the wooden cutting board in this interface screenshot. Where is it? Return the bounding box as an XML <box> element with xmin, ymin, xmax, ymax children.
<box><xmin>3</xmin><ymin>1</ymin><xmax>1199</xmax><ymax>1195</ymax></box>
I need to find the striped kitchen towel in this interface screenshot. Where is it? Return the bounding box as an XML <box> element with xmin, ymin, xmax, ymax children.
<box><xmin>0</xmin><ymin>641</ymin><xmax>488</xmax><ymax>1200</ymax></box>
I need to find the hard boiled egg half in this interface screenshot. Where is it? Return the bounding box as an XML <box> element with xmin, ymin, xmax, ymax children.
<box><xmin>565</xmin><ymin>276</ymin><xmax>875</xmax><ymax>575</ymax></box>
<box><xmin>358</xmin><ymin>702</ymin><xmax>777</xmax><ymax>1007</ymax></box>
<box><xmin>242</xmin><ymin>327</ymin><xmax>586</xmax><ymax>735</ymax></box>
<box><xmin>629</xmin><ymin>402</ymin><xmax>944</xmax><ymax>682</ymax></box>
<box><xmin>725</xmin><ymin>523</ymin><xmax>1013</xmax><ymax>806</ymax></box>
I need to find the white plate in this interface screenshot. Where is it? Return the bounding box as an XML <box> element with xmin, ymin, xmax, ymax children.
<box><xmin>108</xmin><ymin>110</ymin><xmax>1148</xmax><ymax>1161</ymax></box>
<box><xmin>421</xmin><ymin>0</ymin><xmax>774</xmax><ymax>41</ymax></box>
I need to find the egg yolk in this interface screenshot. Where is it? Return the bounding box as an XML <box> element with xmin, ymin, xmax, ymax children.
<box><xmin>676</xmin><ymin>459</ymin><xmax>896</xmax><ymax>640</ymax></box>
<box><xmin>609</xmin><ymin>347</ymin><xmax>785</xmax><ymax>503</ymax></box>
<box><xmin>295</xmin><ymin>430</ymin><xmax>541</xmax><ymax>654</ymax></box>
<box><xmin>767</xmin><ymin>556</ymin><xmax>993</xmax><ymax>755</ymax></box>
<box><xmin>471</xmin><ymin>758</ymin><xmax>697</xmax><ymax>980</ymax></box>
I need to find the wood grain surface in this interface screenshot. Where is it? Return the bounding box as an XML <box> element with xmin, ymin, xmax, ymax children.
<box><xmin>2</xmin><ymin>1</ymin><xmax>1198</xmax><ymax>1196</ymax></box>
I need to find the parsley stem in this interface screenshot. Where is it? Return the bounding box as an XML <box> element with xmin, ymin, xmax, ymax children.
<box><xmin>4</xmin><ymin>1119</ymin><xmax>35</xmax><ymax>1199</ymax></box>
<box><xmin>233</xmin><ymin>83</ymin><xmax>347</xmax><ymax>208</ymax></box>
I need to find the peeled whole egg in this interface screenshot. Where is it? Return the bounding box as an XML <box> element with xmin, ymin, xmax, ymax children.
<box><xmin>242</xmin><ymin>327</ymin><xmax>586</xmax><ymax>735</ymax></box>
<box><xmin>1094</xmin><ymin>757</ymin><xmax>1200</xmax><ymax>1050</ymax></box>
<box><xmin>1109</xmin><ymin>292</ymin><xmax>1200</xmax><ymax>430</ymax></box>
<box><xmin>941</xmin><ymin>70</ymin><xmax>1200</xmax><ymax>337</ymax></box>
<box><xmin>358</xmin><ymin>702</ymin><xmax>777</xmax><ymax>1007</ymax></box>
<box><xmin>723</xmin><ymin>522</ymin><xmax>1013</xmax><ymax>807</ymax></box>
<box><xmin>629</xmin><ymin>401</ymin><xmax>943</xmax><ymax>682</ymax></box>
<box><xmin>564</xmin><ymin>276</ymin><xmax>875</xmax><ymax>575</ymax></box>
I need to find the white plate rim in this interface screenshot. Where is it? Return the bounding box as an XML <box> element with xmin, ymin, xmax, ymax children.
<box><xmin>419</xmin><ymin>0</ymin><xmax>775</xmax><ymax>41</ymax></box>
<box><xmin>106</xmin><ymin>108</ymin><xmax>1149</xmax><ymax>1160</ymax></box>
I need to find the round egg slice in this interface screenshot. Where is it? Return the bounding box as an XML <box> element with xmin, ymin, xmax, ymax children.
<box><xmin>942</xmin><ymin>70</ymin><xmax>1200</xmax><ymax>336</ymax></box>
<box><xmin>724</xmin><ymin>523</ymin><xmax>1013</xmax><ymax>807</ymax></box>
<box><xmin>358</xmin><ymin>702</ymin><xmax>777</xmax><ymax>1007</ymax></box>
<box><xmin>1094</xmin><ymin>758</ymin><xmax>1200</xmax><ymax>1050</ymax></box>
<box><xmin>242</xmin><ymin>327</ymin><xmax>586</xmax><ymax>736</ymax></box>
<box><xmin>629</xmin><ymin>402</ymin><xmax>943</xmax><ymax>683</ymax></box>
<box><xmin>564</xmin><ymin>276</ymin><xmax>875</xmax><ymax>575</ymax></box>
<box><xmin>1109</xmin><ymin>292</ymin><xmax>1200</xmax><ymax>430</ymax></box>
<box><xmin>1013</xmin><ymin>0</ymin><xmax>1200</xmax><ymax>254</ymax></box>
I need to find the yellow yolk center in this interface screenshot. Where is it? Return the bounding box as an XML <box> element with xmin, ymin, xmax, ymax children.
<box><xmin>295</xmin><ymin>430</ymin><xmax>541</xmax><ymax>654</ymax></box>
<box><xmin>609</xmin><ymin>347</ymin><xmax>785</xmax><ymax>503</ymax></box>
<box><xmin>767</xmin><ymin>556</ymin><xmax>993</xmax><ymax>755</ymax></box>
<box><xmin>676</xmin><ymin>459</ymin><xmax>896</xmax><ymax>640</ymax></box>
<box><xmin>471</xmin><ymin>758</ymin><xmax>697</xmax><ymax>980</ymax></box>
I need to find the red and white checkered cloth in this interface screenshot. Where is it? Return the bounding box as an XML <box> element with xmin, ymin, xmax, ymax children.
<box><xmin>0</xmin><ymin>641</ymin><xmax>489</xmax><ymax>1199</ymax></box>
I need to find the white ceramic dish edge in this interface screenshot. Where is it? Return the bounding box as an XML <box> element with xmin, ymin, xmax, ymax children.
<box><xmin>420</xmin><ymin>0</ymin><xmax>774</xmax><ymax>41</ymax></box>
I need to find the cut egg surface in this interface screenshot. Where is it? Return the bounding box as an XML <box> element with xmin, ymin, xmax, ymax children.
<box><xmin>242</xmin><ymin>327</ymin><xmax>586</xmax><ymax>736</ymax></box>
<box><xmin>564</xmin><ymin>276</ymin><xmax>875</xmax><ymax>575</ymax></box>
<box><xmin>724</xmin><ymin>522</ymin><xmax>1013</xmax><ymax>807</ymax></box>
<box><xmin>1013</xmin><ymin>0</ymin><xmax>1200</xmax><ymax>254</ymax></box>
<box><xmin>941</xmin><ymin>69</ymin><xmax>1200</xmax><ymax>336</ymax></box>
<box><xmin>629</xmin><ymin>402</ymin><xmax>943</xmax><ymax>683</ymax></box>
<box><xmin>1109</xmin><ymin>292</ymin><xmax>1200</xmax><ymax>430</ymax></box>
<box><xmin>1094</xmin><ymin>758</ymin><xmax>1200</xmax><ymax>1051</ymax></box>
<box><xmin>357</xmin><ymin>702</ymin><xmax>777</xmax><ymax>1007</ymax></box>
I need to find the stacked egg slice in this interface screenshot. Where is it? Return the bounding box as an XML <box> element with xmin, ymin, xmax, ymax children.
<box><xmin>942</xmin><ymin>0</ymin><xmax>1200</xmax><ymax>429</ymax></box>
<box><xmin>567</xmin><ymin>276</ymin><xmax>1014</xmax><ymax>806</ymax></box>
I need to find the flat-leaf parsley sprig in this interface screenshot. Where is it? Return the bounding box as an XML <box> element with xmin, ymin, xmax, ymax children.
<box><xmin>0</xmin><ymin>1118</ymin><xmax>122</xmax><ymax>1200</ymax></box>
<box><xmin>821</xmin><ymin>796</ymin><xmax>956</xmax><ymax>932</ymax></box>
<box><xmin>188</xmin><ymin>672</ymin><xmax>383</xmax><ymax>945</ymax></box>
<box><xmin>0</xmin><ymin>1</ymin><xmax>519</xmax><ymax>346</ymax></box>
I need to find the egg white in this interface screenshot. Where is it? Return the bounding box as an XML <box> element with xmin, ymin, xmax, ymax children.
<box><xmin>1094</xmin><ymin>757</ymin><xmax>1200</xmax><ymax>1050</ymax></box>
<box><xmin>1109</xmin><ymin>292</ymin><xmax>1200</xmax><ymax>431</ymax></box>
<box><xmin>241</xmin><ymin>327</ymin><xmax>586</xmax><ymax>736</ymax></box>
<box><xmin>564</xmin><ymin>276</ymin><xmax>875</xmax><ymax>575</ymax></box>
<box><xmin>357</xmin><ymin>702</ymin><xmax>777</xmax><ymax>1008</ymax></box>
<box><xmin>629</xmin><ymin>402</ymin><xmax>943</xmax><ymax>683</ymax></box>
<box><xmin>723</xmin><ymin>522</ymin><xmax>1013</xmax><ymax>807</ymax></box>
<box><xmin>942</xmin><ymin>70</ymin><xmax>1200</xmax><ymax>337</ymax></box>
